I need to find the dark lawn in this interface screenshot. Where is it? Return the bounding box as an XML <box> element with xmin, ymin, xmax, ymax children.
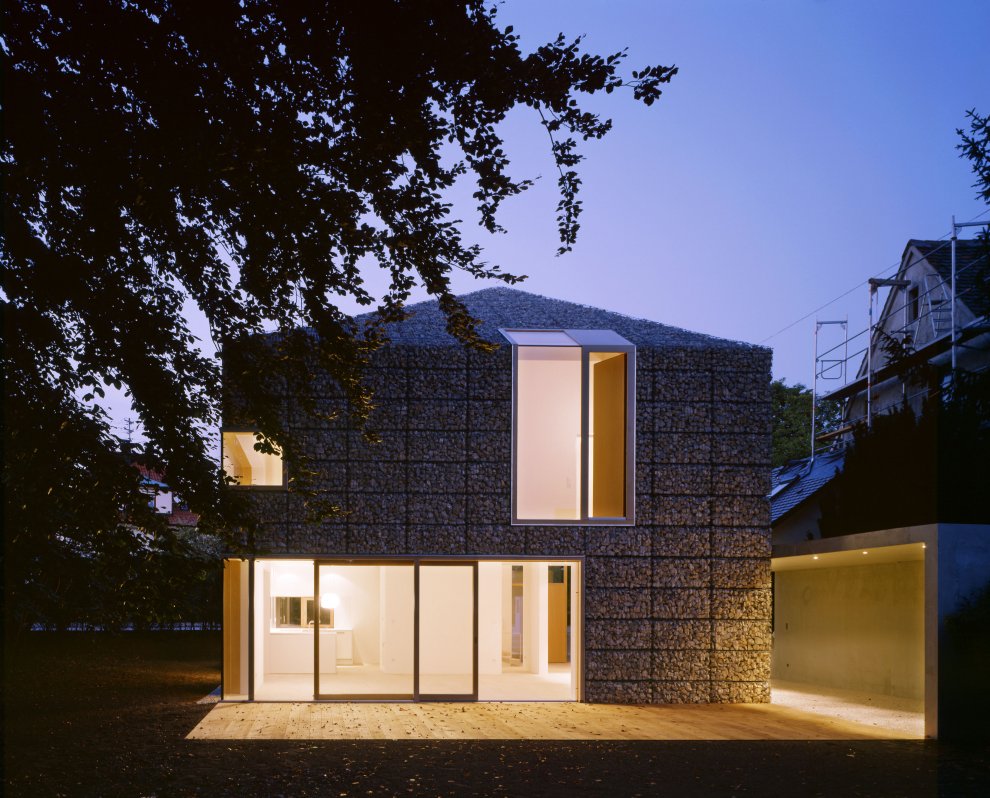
<box><xmin>3</xmin><ymin>632</ymin><xmax>988</xmax><ymax>797</ymax></box>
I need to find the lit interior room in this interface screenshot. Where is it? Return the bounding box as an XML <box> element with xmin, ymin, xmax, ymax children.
<box><xmin>247</xmin><ymin>559</ymin><xmax>581</xmax><ymax>701</ymax></box>
<box><xmin>221</xmin><ymin>431</ymin><xmax>283</xmax><ymax>486</ymax></box>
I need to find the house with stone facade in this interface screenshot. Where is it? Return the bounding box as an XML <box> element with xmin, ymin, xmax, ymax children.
<box><xmin>219</xmin><ymin>287</ymin><xmax>772</xmax><ymax>705</ymax></box>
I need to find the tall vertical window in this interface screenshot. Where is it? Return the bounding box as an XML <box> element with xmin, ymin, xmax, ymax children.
<box><xmin>503</xmin><ymin>329</ymin><xmax>635</xmax><ymax>525</ymax></box>
<box><xmin>222</xmin><ymin>430</ymin><xmax>285</xmax><ymax>487</ymax></box>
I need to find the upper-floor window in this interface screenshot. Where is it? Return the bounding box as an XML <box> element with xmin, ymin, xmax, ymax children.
<box><xmin>222</xmin><ymin>430</ymin><xmax>284</xmax><ymax>487</ymax></box>
<box><xmin>906</xmin><ymin>285</ymin><xmax>920</xmax><ymax>324</ymax></box>
<box><xmin>501</xmin><ymin>329</ymin><xmax>635</xmax><ymax>525</ymax></box>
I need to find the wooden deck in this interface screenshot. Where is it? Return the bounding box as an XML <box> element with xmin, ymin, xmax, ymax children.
<box><xmin>187</xmin><ymin>701</ymin><xmax>921</xmax><ymax>741</ymax></box>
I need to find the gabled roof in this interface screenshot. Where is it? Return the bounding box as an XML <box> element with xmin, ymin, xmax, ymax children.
<box><xmin>357</xmin><ymin>287</ymin><xmax>762</xmax><ymax>350</ymax></box>
<box><xmin>770</xmin><ymin>448</ymin><xmax>845</xmax><ymax>525</ymax></box>
<box><xmin>906</xmin><ymin>238</ymin><xmax>990</xmax><ymax>318</ymax></box>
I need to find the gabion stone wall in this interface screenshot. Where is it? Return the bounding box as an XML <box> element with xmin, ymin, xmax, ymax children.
<box><xmin>232</xmin><ymin>288</ymin><xmax>772</xmax><ymax>704</ymax></box>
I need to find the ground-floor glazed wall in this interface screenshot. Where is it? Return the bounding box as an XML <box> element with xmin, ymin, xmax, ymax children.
<box><xmin>224</xmin><ymin>556</ymin><xmax>584</xmax><ymax>702</ymax></box>
<box><xmin>223</xmin><ymin>534</ymin><xmax>773</xmax><ymax>705</ymax></box>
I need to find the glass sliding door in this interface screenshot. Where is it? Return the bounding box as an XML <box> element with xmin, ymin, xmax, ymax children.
<box><xmin>315</xmin><ymin>561</ymin><xmax>415</xmax><ymax>700</ymax></box>
<box><xmin>417</xmin><ymin>562</ymin><xmax>478</xmax><ymax>699</ymax></box>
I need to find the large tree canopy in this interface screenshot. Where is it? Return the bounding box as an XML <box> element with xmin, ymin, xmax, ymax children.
<box><xmin>2</xmin><ymin>0</ymin><xmax>676</xmax><ymax>623</ymax></box>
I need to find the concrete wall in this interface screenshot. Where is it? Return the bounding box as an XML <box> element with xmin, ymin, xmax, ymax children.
<box><xmin>772</xmin><ymin>562</ymin><xmax>925</xmax><ymax>698</ymax></box>
<box><xmin>230</xmin><ymin>342</ymin><xmax>773</xmax><ymax>704</ymax></box>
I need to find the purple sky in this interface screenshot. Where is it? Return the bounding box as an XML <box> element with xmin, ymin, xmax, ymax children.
<box><xmin>112</xmin><ymin>1</ymin><xmax>990</xmax><ymax>441</ymax></box>
<box><xmin>334</xmin><ymin>0</ymin><xmax>989</xmax><ymax>388</ymax></box>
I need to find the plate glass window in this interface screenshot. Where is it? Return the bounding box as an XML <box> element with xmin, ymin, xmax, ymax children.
<box><xmin>503</xmin><ymin>329</ymin><xmax>634</xmax><ymax>525</ymax></box>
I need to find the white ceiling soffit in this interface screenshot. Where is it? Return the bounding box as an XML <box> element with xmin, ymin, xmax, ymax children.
<box><xmin>499</xmin><ymin>329</ymin><xmax>633</xmax><ymax>347</ymax></box>
<box><xmin>771</xmin><ymin>542</ymin><xmax>926</xmax><ymax>572</ymax></box>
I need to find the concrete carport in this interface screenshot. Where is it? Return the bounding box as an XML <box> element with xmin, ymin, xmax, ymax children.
<box><xmin>771</xmin><ymin>524</ymin><xmax>990</xmax><ymax>739</ymax></box>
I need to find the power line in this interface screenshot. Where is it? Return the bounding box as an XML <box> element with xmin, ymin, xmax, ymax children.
<box><xmin>758</xmin><ymin>209</ymin><xmax>990</xmax><ymax>345</ymax></box>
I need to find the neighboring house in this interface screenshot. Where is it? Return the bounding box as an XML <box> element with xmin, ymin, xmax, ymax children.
<box><xmin>219</xmin><ymin>287</ymin><xmax>773</xmax><ymax>706</ymax></box>
<box><xmin>769</xmin><ymin>448</ymin><xmax>845</xmax><ymax>545</ymax></box>
<box><xmin>828</xmin><ymin>238</ymin><xmax>990</xmax><ymax>427</ymax></box>
<box><xmin>135</xmin><ymin>463</ymin><xmax>200</xmax><ymax>528</ymax></box>
<box><xmin>770</xmin><ymin>237</ymin><xmax>990</xmax><ymax>545</ymax></box>
<box><xmin>769</xmin><ymin>238</ymin><xmax>990</xmax><ymax>739</ymax></box>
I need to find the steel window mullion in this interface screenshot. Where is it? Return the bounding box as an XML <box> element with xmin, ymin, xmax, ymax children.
<box><xmin>413</xmin><ymin>561</ymin><xmax>420</xmax><ymax>701</ymax></box>
<box><xmin>248</xmin><ymin>557</ymin><xmax>255</xmax><ymax>701</ymax></box>
<box><xmin>580</xmin><ymin>346</ymin><xmax>590</xmax><ymax>521</ymax></box>
<box><xmin>313</xmin><ymin>560</ymin><xmax>319</xmax><ymax>700</ymax></box>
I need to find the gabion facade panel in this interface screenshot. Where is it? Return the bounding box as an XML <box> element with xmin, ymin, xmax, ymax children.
<box><xmin>235</xmin><ymin>341</ymin><xmax>772</xmax><ymax>704</ymax></box>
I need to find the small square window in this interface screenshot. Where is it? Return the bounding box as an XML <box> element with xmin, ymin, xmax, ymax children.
<box><xmin>222</xmin><ymin>430</ymin><xmax>285</xmax><ymax>487</ymax></box>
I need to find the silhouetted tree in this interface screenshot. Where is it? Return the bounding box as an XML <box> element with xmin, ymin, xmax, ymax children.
<box><xmin>818</xmin><ymin>372</ymin><xmax>990</xmax><ymax>536</ymax></box>
<box><xmin>1</xmin><ymin>2</ymin><xmax>677</xmax><ymax>629</ymax></box>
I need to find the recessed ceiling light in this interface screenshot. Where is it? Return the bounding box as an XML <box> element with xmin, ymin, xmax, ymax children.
<box><xmin>862</xmin><ymin>551</ymin><xmax>868</xmax><ymax>555</ymax></box>
<box><xmin>812</xmin><ymin>555</ymin><xmax>819</xmax><ymax>560</ymax></box>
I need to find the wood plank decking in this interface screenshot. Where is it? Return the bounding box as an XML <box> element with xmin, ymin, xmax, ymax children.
<box><xmin>187</xmin><ymin>701</ymin><xmax>921</xmax><ymax>741</ymax></box>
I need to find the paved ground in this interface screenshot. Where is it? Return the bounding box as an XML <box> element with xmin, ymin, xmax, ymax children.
<box><xmin>189</xmin><ymin>699</ymin><xmax>920</xmax><ymax>741</ymax></box>
<box><xmin>8</xmin><ymin>633</ymin><xmax>989</xmax><ymax>797</ymax></box>
<box><xmin>771</xmin><ymin>680</ymin><xmax>925</xmax><ymax>737</ymax></box>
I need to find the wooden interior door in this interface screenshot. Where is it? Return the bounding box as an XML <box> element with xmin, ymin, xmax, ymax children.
<box><xmin>548</xmin><ymin>566</ymin><xmax>569</xmax><ymax>663</ymax></box>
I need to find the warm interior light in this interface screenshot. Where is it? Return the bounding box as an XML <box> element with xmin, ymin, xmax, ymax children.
<box><xmin>812</xmin><ymin>555</ymin><xmax>819</xmax><ymax>560</ymax></box>
<box><xmin>222</xmin><ymin>431</ymin><xmax>283</xmax><ymax>486</ymax></box>
<box><xmin>516</xmin><ymin>346</ymin><xmax>582</xmax><ymax>520</ymax></box>
<box><xmin>862</xmin><ymin>551</ymin><xmax>869</xmax><ymax>555</ymax></box>
<box><xmin>321</xmin><ymin>592</ymin><xmax>340</xmax><ymax>610</ymax></box>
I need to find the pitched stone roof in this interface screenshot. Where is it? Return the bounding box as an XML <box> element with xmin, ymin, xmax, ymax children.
<box><xmin>358</xmin><ymin>286</ymin><xmax>761</xmax><ymax>350</ymax></box>
<box><xmin>908</xmin><ymin>238</ymin><xmax>990</xmax><ymax>318</ymax></box>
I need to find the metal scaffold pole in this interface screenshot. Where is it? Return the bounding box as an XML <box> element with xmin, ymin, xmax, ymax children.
<box><xmin>812</xmin><ymin>319</ymin><xmax>847</xmax><ymax>459</ymax></box>
<box><xmin>950</xmin><ymin>217</ymin><xmax>987</xmax><ymax>376</ymax></box>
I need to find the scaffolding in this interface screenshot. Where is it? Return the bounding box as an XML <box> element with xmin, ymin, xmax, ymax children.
<box><xmin>813</xmin><ymin>227</ymin><xmax>990</xmax><ymax>436</ymax></box>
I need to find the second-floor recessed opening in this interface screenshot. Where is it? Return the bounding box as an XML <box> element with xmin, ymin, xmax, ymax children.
<box><xmin>501</xmin><ymin>328</ymin><xmax>635</xmax><ymax>525</ymax></box>
<box><xmin>222</xmin><ymin>430</ymin><xmax>285</xmax><ymax>487</ymax></box>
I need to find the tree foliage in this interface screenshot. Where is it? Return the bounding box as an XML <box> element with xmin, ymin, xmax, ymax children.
<box><xmin>770</xmin><ymin>379</ymin><xmax>840</xmax><ymax>467</ymax></box>
<box><xmin>819</xmin><ymin>371</ymin><xmax>990</xmax><ymax>536</ymax></box>
<box><xmin>958</xmin><ymin>108</ymin><xmax>990</xmax><ymax>208</ymax></box>
<box><xmin>1</xmin><ymin>1</ymin><xmax>676</xmax><ymax>627</ymax></box>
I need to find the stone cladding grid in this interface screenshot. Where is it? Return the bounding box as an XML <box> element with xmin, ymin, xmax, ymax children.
<box><xmin>232</xmin><ymin>343</ymin><xmax>771</xmax><ymax>704</ymax></box>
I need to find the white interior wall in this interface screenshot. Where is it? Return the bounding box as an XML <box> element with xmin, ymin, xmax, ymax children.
<box><xmin>773</xmin><ymin>561</ymin><xmax>925</xmax><ymax>698</ymax></box>
<box><xmin>478</xmin><ymin>562</ymin><xmax>502</xmax><ymax>675</ymax></box>
<box><xmin>320</xmin><ymin>565</ymin><xmax>381</xmax><ymax>665</ymax></box>
<box><xmin>419</xmin><ymin>566</ymin><xmax>473</xmax><ymax>676</ymax></box>
<box><xmin>501</xmin><ymin>564</ymin><xmax>513</xmax><ymax>659</ymax></box>
<box><xmin>523</xmin><ymin>562</ymin><xmax>549</xmax><ymax>675</ymax></box>
<box><xmin>516</xmin><ymin>348</ymin><xmax>581</xmax><ymax>520</ymax></box>
<box><xmin>379</xmin><ymin>566</ymin><xmax>414</xmax><ymax>674</ymax></box>
<box><xmin>253</xmin><ymin>563</ymin><xmax>268</xmax><ymax>689</ymax></box>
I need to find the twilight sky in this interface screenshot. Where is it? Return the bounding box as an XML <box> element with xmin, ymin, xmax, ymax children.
<box><xmin>107</xmin><ymin>1</ymin><xmax>990</xmax><ymax>442</ymax></box>
<box><xmin>333</xmin><ymin>0</ymin><xmax>990</xmax><ymax>388</ymax></box>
